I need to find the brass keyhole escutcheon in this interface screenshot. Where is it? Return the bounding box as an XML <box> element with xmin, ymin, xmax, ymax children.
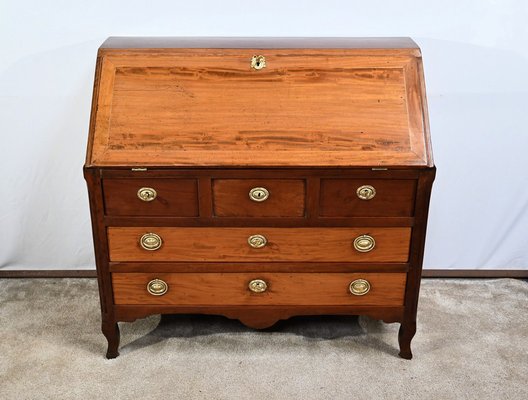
<box><xmin>248</xmin><ymin>279</ymin><xmax>268</xmax><ymax>293</ymax></box>
<box><xmin>251</xmin><ymin>55</ymin><xmax>266</xmax><ymax>70</ymax></box>
<box><xmin>349</xmin><ymin>279</ymin><xmax>371</xmax><ymax>296</ymax></box>
<box><xmin>147</xmin><ymin>279</ymin><xmax>168</xmax><ymax>296</ymax></box>
<box><xmin>356</xmin><ymin>185</ymin><xmax>376</xmax><ymax>200</ymax></box>
<box><xmin>248</xmin><ymin>234</ymin><xmax>267</xmax><ymax>248</ymax></box>
<box><xmin>353</xmin><ymin>235</ymin><xmax>375</xmax><ymax>253</ymax></box>
<box><xmin>137</xmin><ymin>187</ymin><xmax>157</xmax><ymax>202</ymax></box>
<box><xmin>249</xmin><ymin>187</ymin><xmax>269</xmax><ymax>202</ymax></box>
<box><xmin>140</xmin><ymin>232</ymin><xmax>163</xmax><ymax>251</ymax></box>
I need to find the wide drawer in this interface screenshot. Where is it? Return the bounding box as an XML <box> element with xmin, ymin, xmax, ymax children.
<box><xmin>112</xmin><ymin>272</ymin><xmax>407</xmax><ymax>306</ymax></box>
<box><xmin>103</xmin><ymin>179</ymin><xmax>199</xmax><ymax>216</ymax></box>
<box><xmin>319</xmin><ymin>179</ymin><xmax>416</xmax><ymax>217</ymax></box>
<box><xmin>212</xmin><ymin>179</ymin><xmax>305</xmax><ymax>217</ymax></box>
<box><xmin>107</xmin><ymin>227</ymin><xmax>411</xmax><ymax>262</ymax></box>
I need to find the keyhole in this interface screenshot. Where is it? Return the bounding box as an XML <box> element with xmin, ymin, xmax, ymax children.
<box><xmin>249</xmin><ymin>187</ymin><xmax>269</xmax><ymax>201</ymax></box>
<box><xmin>251</xmin><ymin>55</ymin><xmax>266</xmax><ymax>70</ymax></box>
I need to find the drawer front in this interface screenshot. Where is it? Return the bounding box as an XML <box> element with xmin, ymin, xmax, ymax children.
<box><xmin>108</xmin><ymin>227</ymin><xmax>411</xmax><ymax>262</ymax></box>
<box><xmin>103</xmin><ymin>179</ymin><xmax>199</xmax><ymax>216</ymax></box>
<box><xmin>213</xmin><ymin>179</ymin><xmax>305</xmax><ymax>217</ymax></box>
<box><xmin>112</xmin><ymin>272</ymin><xmax>407</xmax><ymax>306</ymax></box>
<box><xmin>320</xmin><ymin>179</ymin><xmax>416</xmax><ymax>217</ymax></box>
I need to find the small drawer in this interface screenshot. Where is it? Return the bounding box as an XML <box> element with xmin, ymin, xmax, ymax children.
<box><xmin>212</xmin><ymin>179</ymin><xmax>305</xmax><ymax>217</ymax></box>
<box><xmin>107</xmin><ymin>227</ymin><xmax>411</xmax><ymax>262</ymax></box>
<box><xmin>112</xmin><ymin>272</ymin><xmax>407</xmax><ymax>306</ymax></box>
<box><xmin>319</xmin><ymin>179</ymin><xmax>416</xmax><ymax>217</ymax></box>
<box><xmin>103</xmin><ymin>179</ymin><xmax>199</xmax><ymax>216</ymax></box>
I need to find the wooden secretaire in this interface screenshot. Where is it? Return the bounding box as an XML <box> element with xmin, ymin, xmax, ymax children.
<box><xmin>84</xmin><ymin>37</ymin><xmax>435</xmax><ymax>359</ymax></box>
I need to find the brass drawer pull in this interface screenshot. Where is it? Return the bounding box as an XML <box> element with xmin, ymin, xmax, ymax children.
<box><xmin>349</xmin><ymin>279</ymin><xmax>370</xmax><ymax>296</ymax></box>
<box><xmin>250</xmin><ymin>55</ymin><xmax>266</xmax><ymax>70</ymax></box>
<box><xmin>147</xmin><ymin>279</ymin><xmax>168</xmax><ymax>296</ymax></box>
<box><xmin>140</xmin><ymin>232</ymin><xmax>163</xmax><ymax>251</ymax></box>
<box><xmin>249</xmin><ymin>187</ymin><xmax>269</xmax><ymax>202</ymax></box>
<box><xmin>137</xmin><ymin>187</ymin><xmax>157</xmax><ymax>202</ymax></box>
<box><xmin>248</xmin><ymin>279</ymin><xmax>268</xmax><ymax>293</ymax></box>
<box><xmin>353</xmin><ymin>235</ymin><xmax>375</xmax><ymax>252</ymax></box>
<box><xmin>356</xmin><ymin>185</ymin><xmax>376</xmax><ymax>200</ymax></box>
<box><xmin>248</xmin><ymin>234</ymin><xmax>267</xmax><ymax>248</ymax></box>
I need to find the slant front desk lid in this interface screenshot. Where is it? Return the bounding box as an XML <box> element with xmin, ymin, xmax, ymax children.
<box><xmin>86</xmin><ymin>37</ymin><xmax>433</xmax><ymax>167</ymax></box>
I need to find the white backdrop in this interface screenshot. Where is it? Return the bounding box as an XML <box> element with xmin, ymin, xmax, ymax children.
<box><xmin>1</xmin><ymin>0</ymin><xmax>527</xmax><ymax>270</ymax></box>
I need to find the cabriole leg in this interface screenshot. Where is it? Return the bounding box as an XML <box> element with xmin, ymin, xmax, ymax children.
<box><xmin>398</xmin><ymin>321</ymin><xmax>416</xmax><ymax>360</ymax></box>
<box><xmin>102</xmin><ymin>320</ymin><xmax>120</xmax><ymax>359</ymax></box>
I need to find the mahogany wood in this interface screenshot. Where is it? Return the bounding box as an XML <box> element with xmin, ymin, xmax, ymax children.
<box><xmin>198</xmin><ymin>176</ymin><xmax>213</xmax><ymax>218</ymax></box>
<box><xmin>107</xmin><ymin>227</ymin><xmax>412</xmax><ymax>262</ymax></box>
<box><xmin>108</xmin><ymin>261</ymin><xmax>410</xmax><ymax>273</ymax></box>
<box><xmin>84</xmin><ymin>37</ymin><xmax>435</xmax><ymax>359</ymax></box>
<box><xmin>213</xmin><ymin>179</ymin><xmax>305</xmax><ymax>217</ymax></box>
<box><xmin>103</xmin><ymin>216</ymin><xmax>415</xmax><ymax>228</ymax></box>
<box><xmin>86</xmin><ymin>40</ymin><xmax>432</xmax><ymax>168</ymax></box>
<box><xmin>84</xmin><ymin>168</ymin><xmax>119</xmax><ymax>358</ymax></box>
<box><xmin>100</xmin><ymin>168</ymin><xmax>422</xmax><ymax>179</ymax></box>
<box><xmin>113</xmin><ymin>305</ymin><xmax>406</xmax><ymax>328</ymax></box>
<box><xmin>398</xmin><ymin>167</ymin><xmax>436</xmax><ymax>359</ymax></box>
<box><xmin>112</xmin><ymin>272</ymin><xmax>406</xmax><ymax>306</ymax></box>
<box><xmin>319</xmin><ymin>179</ymin><xmax>416</xmax><ymax>217</ymax></box>
<box><xmin>103</xmin><ymin>178</ymin><xmax>199</xmax><ymax>216</ymax></box>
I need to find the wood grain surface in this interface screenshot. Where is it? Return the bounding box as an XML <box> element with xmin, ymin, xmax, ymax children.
<box><xmin>84</xmin><ymin>37</ymin><xmax>435</xmax><ymax>359</ymax></box>
<box><xmin>103</xmin><ymin>178</ymin><xmax>198</xmax><ymax>216</ymax></box>
<box><xmin>86</xmin><ymin>48</ymin><xmax>431</xmax><ymax>167</ymax></box>
<box><xmin>107</xmin><ymin>227</ymin><xmax>411</xmax><ymax>262</ymax></box>
<box><xmin>112</xmin><ymin>272</ymin><xmax>407</xmax><ymax>306</ymax></box>
<box><xmin>108</xmin><ymin>261</ymin><xmax>409</xmax><ymax>274</ymax></box>
<box><xmin>213</xmin><ymin>179</ymin><xmax>305</xmax><ymax>217</ymax></box>
<box><xmin>319</xmin><ymin>178</ymin><xmax>416</xmax><ymax>217</ymax></box>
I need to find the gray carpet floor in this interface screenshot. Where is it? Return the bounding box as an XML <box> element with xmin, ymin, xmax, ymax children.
<box><xmin>0</xmin><ymin>278</ymin><xmax>527</xmax><ymax>400</ymax></box>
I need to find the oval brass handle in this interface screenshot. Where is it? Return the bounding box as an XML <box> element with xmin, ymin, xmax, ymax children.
<box><xmin>251</xmin><ymin>55</ymin><xmax>266</xmax><ymax>70</ymax></box>
<box><xmin>140</xmin><ymin>232</ymin><xmax>163</xmax><ymax>251</ymax></box>
<box><xmin>353</xmin><ymin>235</ymin><xmax>376</xmax><ymax>252</ymax></box>
<box><xmin>137</xmin><ymin>187</ymin><xmax>157</xmax><ymax>202</ymax></box>
<box><xmin>356</xmin><ymin>185</ymin><xmax>376</xmax><ymax>200</ymax></box>
<box><xmin>147</xmin><ymin>279</ymin><xmax>168</xmax><ymax>296</ymax></box>
<box><xmin>248</xmin><ymin>279</ymin><xmax>268</xmax><ymax>293</ymax></box>
<box><xmin>349</xmin><ymin>279</ymin><xmax>371</xmax><ymax>296</ymax></box>
<box><xmin>248</xmin><ymin>234</ymin><xmax>267</xmax><ymax>248</ymax></box>
<box><xmin>249</xmin><ymin>187</ymin><xmax>269</xmax><ymax>202</ymax></box>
